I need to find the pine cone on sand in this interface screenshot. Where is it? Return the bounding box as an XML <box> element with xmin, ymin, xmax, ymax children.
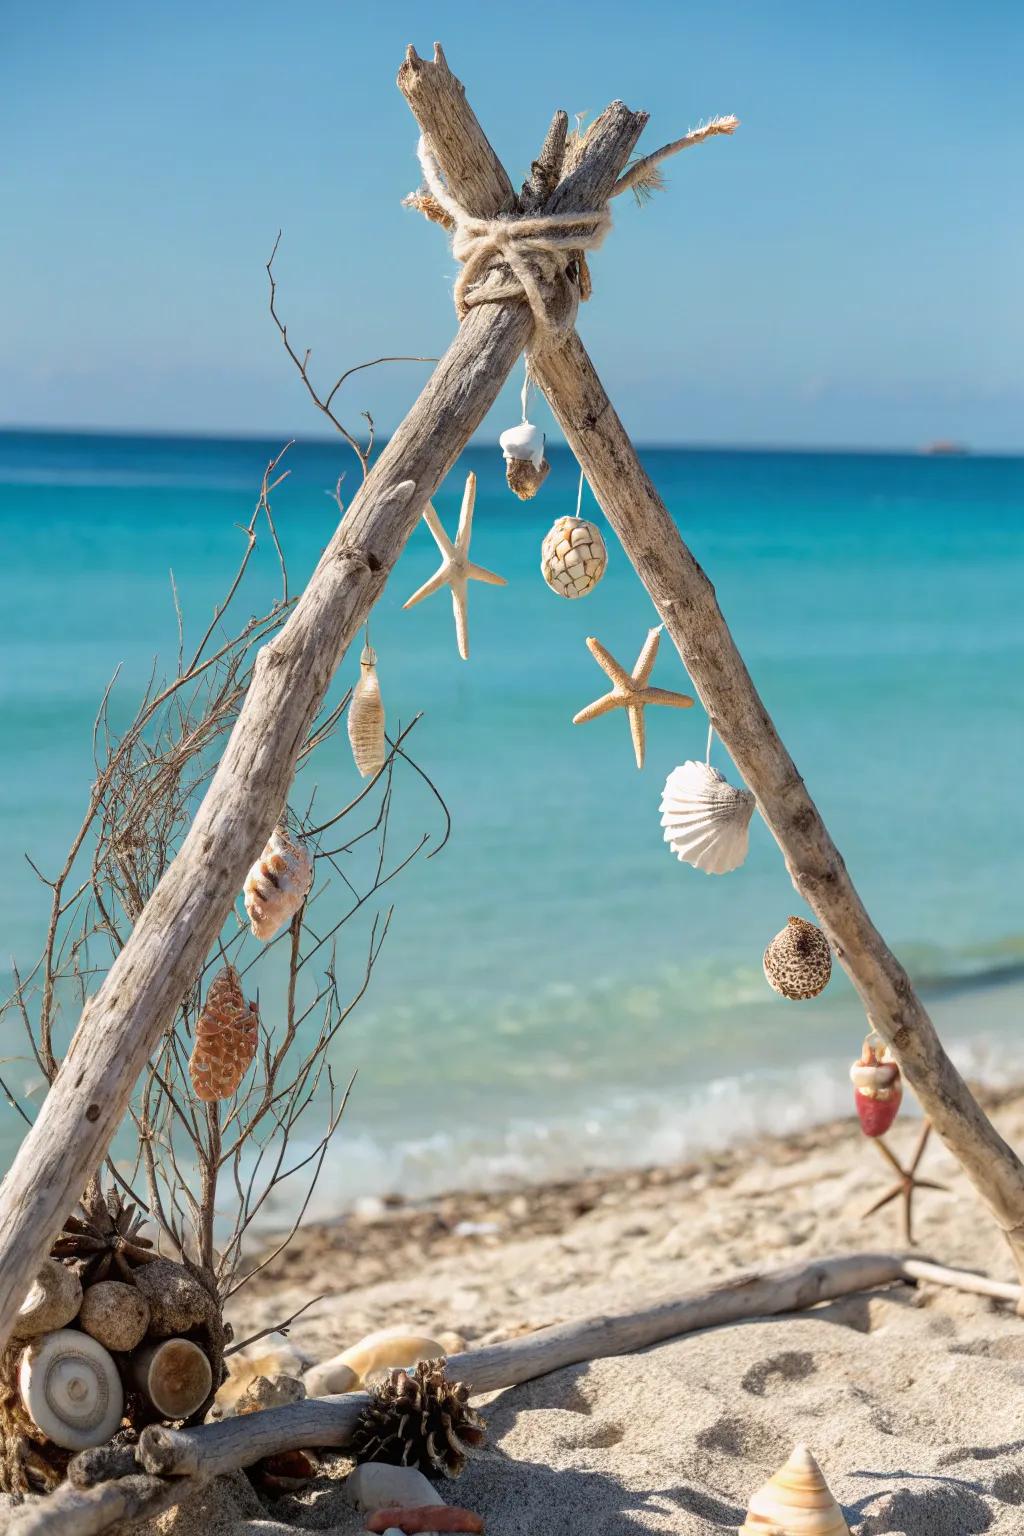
<box><xmin>352</xmin><ymin>1359</ymin><xmax>485</xmax><ymax>1479</ymax></box>
<box><xmin>189</xmin><ymin>964</ymin><xmax>259</xmax><ymax>1102</ymax></box>
<box><xmin>763</xmin><ymin>915</ymin><xmax>833</xmax><ymax>1000</ymax></box>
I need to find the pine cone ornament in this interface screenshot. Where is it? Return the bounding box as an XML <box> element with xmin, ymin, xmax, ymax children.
<box><xmin>540</xmin><ymin>517</ymin><xmax>607</xmax><ymax>599</ymax></box>
<box><xmin>352</xmin><ymin>1359</ymin><xmax>485</xmax><ymax>1479</ymax></box>
<box><xmin>50</xmin><ymin>1188</ymin><xmax>155</xmax><ymax>1285</ymax></box>
<box><xmin>763</xmin><ymin>915</ymin><xmax>833</xmax><ymax>1000</ymax></box>
<box><xmin>189</xmin><ymin>965</ymin><xmax>259</xmax><ymax>1103</ymax></box>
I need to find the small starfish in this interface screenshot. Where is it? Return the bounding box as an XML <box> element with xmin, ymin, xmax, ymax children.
<box><xmin>572</xmin><ymin>626</ymin><xmax>694</xmax><ymax>769</ymax></box>
<box><xmin>861</xmin><ymin>1121</ymin><xmax>949</xmax><ymax>1245</ymax></box>
<box><xmin>402</xmin><ymin>471</ymin><xmax>506</xmax><ymax>660</ymax></box>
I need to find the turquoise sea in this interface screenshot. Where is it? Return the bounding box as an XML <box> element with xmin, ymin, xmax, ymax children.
<box><xmin>2</xmin><ymin>430</ymin><xmax>1023</xmax><ymax>1223</ymax></box>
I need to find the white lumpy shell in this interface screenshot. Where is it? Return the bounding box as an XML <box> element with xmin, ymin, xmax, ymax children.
<box><xmin>19</xmin><ymin>1328</ymin><xmax>124</xmax><ymax>1450</ymax></box>
<box><xmin>499</xmin><ymin>420</ymin><xmax>545</xmax><ymax>469</ymax></box>
<box><xmin>659</xmin><ymin>760</ymin><xmax>755</xmax><ymax>875</ymax></box>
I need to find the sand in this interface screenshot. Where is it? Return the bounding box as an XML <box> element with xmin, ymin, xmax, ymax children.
<box><xmin>11</xmin><ymin>1094</ymin><xmax>1024</xmax><ymax>1534</ymax></box>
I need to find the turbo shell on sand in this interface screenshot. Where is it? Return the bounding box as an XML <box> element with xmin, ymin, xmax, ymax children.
<box><xmin>741</xmin><ymin>1442</ymin><xmax>850</xmax><ymax>1533</ymax></box>
<box><xmin>659</xmin><ymin>760</ymin><xmax>755</xmax><ymax>875</ymax></box>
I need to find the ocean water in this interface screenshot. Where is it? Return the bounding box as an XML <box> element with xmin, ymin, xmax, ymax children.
<box><xmin>2</xmin><ymin>430</ymin><xmax>1023</xmax><ymax>1223</ymax></box>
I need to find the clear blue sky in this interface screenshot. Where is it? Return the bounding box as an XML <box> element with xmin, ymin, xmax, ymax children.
<box><xmin>4</xmin><ymin>1</ymin><xmax>1022</xmax><ymax>449</ymax></box>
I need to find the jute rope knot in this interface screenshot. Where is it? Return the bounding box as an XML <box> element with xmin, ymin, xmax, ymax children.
<box><xmin>416</xmin><ymin>137</ymin><xmax>612</xmax><ymax>351</ymax></box>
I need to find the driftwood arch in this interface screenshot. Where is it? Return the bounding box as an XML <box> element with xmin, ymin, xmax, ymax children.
<box><xmin>1</xmin><ymin>40</ymin><xmax>1024</xmax><ymax>1361</ymax></box>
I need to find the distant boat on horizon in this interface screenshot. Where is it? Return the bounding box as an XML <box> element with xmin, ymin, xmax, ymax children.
<box><xmin>922</xmin><ymin>440</ymin><xmax>970</xmax><ymax>456</ymax></box>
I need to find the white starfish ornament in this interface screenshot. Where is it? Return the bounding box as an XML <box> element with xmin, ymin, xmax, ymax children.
<box><xmin>572</xmin><ymin>626</ymin><xmax>695</xmax><ymax>769</ymax></box>
<box><xmin>402</xmin><ymin>471</ymin><xmax>507</xmax><ymax>660</ymax></box>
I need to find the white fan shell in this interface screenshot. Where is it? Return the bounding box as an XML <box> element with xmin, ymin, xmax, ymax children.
<box><xmin>660</xmin><ymin>760</ymin><xmax>755</xmax><ymax>875</ymax></box>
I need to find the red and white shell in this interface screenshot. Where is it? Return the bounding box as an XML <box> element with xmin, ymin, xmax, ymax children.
<box><xmin>850</xmin><ymin>1040</ymin><xmax>903</xmax><ymax>1137</ymax></box>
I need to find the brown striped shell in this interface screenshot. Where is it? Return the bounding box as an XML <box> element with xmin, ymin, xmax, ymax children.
<box><xmin>243</xmin><ymin>827</ymin><xmax>313</xmax><ymax>942</ymax></box>
<box><xmin>348</xmin><ymin>644</ymin><xmax>386</xmax><ymax>779</ymax></box>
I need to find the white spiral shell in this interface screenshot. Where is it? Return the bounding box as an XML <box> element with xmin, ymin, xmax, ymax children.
<box><xmin>19</xmin><ymin>1328</ymin><xmax>124</xmax><ymax>1450</ymax></box>
<box><xmin>659</xmin><ymin>760</ymin><xmax>755</xmax><ymax>875</ymax></box>
<box><xmin>348</xmin><ymin>643</ymin><xmax>386</xmax><ymax>779</ymax></box>
<box><xmin>741</xmin><ymin>1442</ymin><xmax>850</xmax><ymax>1533</ymax></box>
<box><xmin>243</xmin><ymin>827</ymin><xmax>313</xmax><ymax>942</ymax></box>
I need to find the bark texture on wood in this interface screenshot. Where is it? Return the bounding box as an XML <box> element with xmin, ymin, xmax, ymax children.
<box><xmin>400</xmin><ymin>42</ymin><xmax>1024</xmax><ymax>1281</ymax></box>
<box><xmin>0</xmin><ymin>75</ymin><xmax>645</xmax><ymax>1351</ymax></box>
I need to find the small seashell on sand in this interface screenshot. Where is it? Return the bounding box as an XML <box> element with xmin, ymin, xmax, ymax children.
<box><xmin>243</xmin><ymin>826</ymin><xmax>313</xmax><ymax>941</ymax></box>
<box><xmin>13</xmin><ymin>1259</ymin><xmax>82</xmax><ymax>1339</ymax></box>
<box><xmin>305</xmin><ymin>1327</ymin><xmax>447</xmax><ymax>1397</ymax></box>
<box><xmin>850</xmin><ymin>1036</ymin><xmax>903</xmax><ymax>1137</ymax></box>
<box><xmin>19</xmin><ymin>1329</ymin><xmax>124</xmax><ymax>1451</ymax></box>
<box><xmin>188</xmin><ymin>964</ymin><xmax>259</xmax><ymax>1103</ymax></box>
<box><xmin>78</xmin><ymin>1279</ymin><xmax>150</xmax><ymax>1353</ymax></box>
<box><xmin>348</xmin><ymin>643</ymin><xmax>387</xmax><ymax>779</ymax></box>
<box><xmin>346</xmin><ymin>1462</ymin><xmax>445</xmax><ymax>1513</ymax></box>
<box><xmin>740</xmin><ymin>1442</ymin><xmax>850</xmax><ymax>1533</ymax></box>
<box><xmin>763</xmin><ymin>916</ymin><xmax>832</xmax><ymax>1000</ymax></box>
<box><xmin>540</xmin><ymin>516</ymin><xmax>607</xmax><ymax>599</ymax></box>
<box><xmin>659</xmin><ymin>760</ymin><xmax>755</xmax><ymax>874</ymax></box>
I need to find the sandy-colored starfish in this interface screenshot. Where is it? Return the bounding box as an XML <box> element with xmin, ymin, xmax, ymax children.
<box><xmin>861</xmin><ymin>1121</ymin><xmax>949</xmax><ymax>1245</ymax></box>
<box><xmin>402</xmin><ymin>471</ymin><xmax>506</xmax><ymax>660</ymax></box>
<box><xmin>572</xmin><ymin>626</ymin><xmax>694</xmax><ymax>769</ymax></box>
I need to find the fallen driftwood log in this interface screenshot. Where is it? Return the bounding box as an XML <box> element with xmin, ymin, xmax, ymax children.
<box><xmin>12</xmin><ymin>1248</ymin><xmax>1022</xmax><ymax>1534</ymax></box>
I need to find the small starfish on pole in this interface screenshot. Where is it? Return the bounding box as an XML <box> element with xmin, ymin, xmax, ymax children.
<box><xmin>402</xmin><ymin>471</ymin><xmax>506</xmax><ymax>660</ymax></box>
<box><xmin>861</xmin><ymin>1121</ymin><xmax>949</xmax><ymax>1245</ymax></box>
<box><xmin>572</xmin><ymin>626</ymin><xmax>694</xmax><ymax>769</ymax></box>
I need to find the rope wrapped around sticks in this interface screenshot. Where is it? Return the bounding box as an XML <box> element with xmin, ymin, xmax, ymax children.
<box><xmin>413</xmin><ymin>136</ymin><xmax>612</xmax><ymax>351</ymax></box>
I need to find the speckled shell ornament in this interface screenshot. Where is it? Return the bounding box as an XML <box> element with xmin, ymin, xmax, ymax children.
<box><xmin>741</xmin><ymin>1442</ymin><xmax>850</xmax><ymax>1533</ymax></box>
<box><xmin>763</xmin><ymin>916</ymin><xmax>833</xmax><ymax>1001</ymax></box>
<box><xmin>188</xmin><ymin>964</ymin><xmax>259</xmax><ymax>1102</ymax></box>
<box><xmin>659</xmin><ymin>760</ymin><xmax>755</xmax><ymax>874</ymax></box>
<box><xmin>243</xmin><ymin>826</ymin><xmax>313</xmax><ymax>942</ymax></box>
<box><xmin>348</xmin><ymin>643</ymin><xmax>387</xmax><ymax>779</ymax></box>
<box><xmin>540</xmin><ymin>516</ymin><xmax>607</xmax><ymax>599</ymax></box>
<box><xmin>850</xmin><ymin>1037</ymin><xmax>903</xmax><ymax>1137</ymax></box>
<box><xmin>19</xmin><ymin>1329</ymin><xmax>124</xmax><ymax>1451</ymax></box>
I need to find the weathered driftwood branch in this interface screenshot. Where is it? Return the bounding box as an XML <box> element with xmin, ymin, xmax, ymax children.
<box><xmin>6</xmin><ymin>1474</ymin><xmax>208</xmax><ymax>1536</ymax></box>
<box><xmin>398</xmin><ymin>42</ymin><xmax>1024</xmax><ymax>1281</ymax></box>
<box><xmin>0</xmin><ymin>73</ymin><xmax>645</xmax><ymax>1348</ymax></box>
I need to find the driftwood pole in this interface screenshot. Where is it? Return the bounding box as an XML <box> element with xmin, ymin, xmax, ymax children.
<box><xmin>395</xmin><ymin>45</ymin><xmax>1024</xmax><ymax>1278</ymax></box>
<box><xmin>0</xmin><ymin>92</ymin><xmax>645</xmax><ymax>1347</ymax></box>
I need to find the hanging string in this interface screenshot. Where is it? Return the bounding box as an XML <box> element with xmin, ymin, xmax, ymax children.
<box><xmin>520</xmin><ymin>359</ymin><xmax>531</xmax><ymax>424</ymax></box>
<box><xmin>575</xmin><ymin>467</ymin><xmax>586</xmax><ymax>519</ymax></box>
<box><xmin>705</xmin><ymin>721</ymin><xmax>714</xmax><ymax>766</ymax></box>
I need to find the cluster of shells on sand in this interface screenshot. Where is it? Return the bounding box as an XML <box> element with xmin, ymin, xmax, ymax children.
<box><xmin>1</xmin><ymin>1239</ymin><xmax>223</xmax><ymax>1493</ymax></box>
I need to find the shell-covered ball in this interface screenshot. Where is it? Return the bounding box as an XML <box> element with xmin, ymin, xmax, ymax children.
<box><xmin>763</xmin><ymin>916</ymin><xmax>832</xmax><ymax>1000</ymax></box>
<box><xmin>540</xmin><ymin>517</ymin><xmax>607</xmax><ymax>599</ymax></box>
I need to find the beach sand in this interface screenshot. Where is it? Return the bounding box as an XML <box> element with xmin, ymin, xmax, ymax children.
<box><xmin>10</xmin><ymin>1092</ymin><xmax>1024</xmax><ymax>1534</ymax></box>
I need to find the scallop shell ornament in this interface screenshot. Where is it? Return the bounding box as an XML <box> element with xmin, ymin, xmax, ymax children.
<box><xmin>850</xmin><ymin>1035</ymin><xmax>903</xmax><ymax>1137</ymax></box>
<box><xmin>499</xmin><ymin>421</ymin><xmax>550</xmax><ymax>500</ymax></box>
<box><xmin>659</xmin><ymin>760</ymin><xmax>755</xmax><ymax>875</ymax></box>
<box><xmin>348</xmin><ymin>643</ymin><xmax>387</xmax><ymax>779</ymax></box>
<box><xmin>188</xmin><ymin>964</ymin><xmax>259</xmax><ymax>1103</ymax></box>
<box><xmin>18</xmin><ymin>1329</ymin><xmax>124</xmax><ymax>1451</ymax></box>
<box><xmin>763</xmin><ymin>916</ymin><xmax>833</xmax><ymax>1000</ymax></box>
<box><xmin>741</xmin><ymin>1442</ymin><xmax>850</xmax><ymax>1533</ymax></box>
<box><xmin>540</xmin><ymin>516</ymin><xmax>607</xmax><ymax>599</ymax></box>
<box><xmin>243</xmin><ymin>826</ymin><xmax>313</xmax><ymax>942</ymax></box>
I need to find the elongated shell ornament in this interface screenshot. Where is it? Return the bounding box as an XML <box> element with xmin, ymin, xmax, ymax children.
<box><xmin>659</xmin><ymin>760</ymin><xmax>755</xmax><ymax>874</ymax></box>
<box><xmin>348</xmin><ymin>643</ymin><xmax>387</xmax><ymax>779</ymax></box>
<box><xmin>540</xmin><ymin>516</ymin><xmax>607</xmax><ymax>599</ymax></box>
<box><xmin>850</xmin><ymin>1035</ymin><xmax>903</xmax><ymax>1137</ymax></box>
<box><xmin>243</xmin><ymin>826</ymin><xmax>313</xmax><ymax>942</ymax></box>
<box><xmin>741</xmin><ymin>1443</ymin><xmax>850</xmax><ymax>1534</ymax></box>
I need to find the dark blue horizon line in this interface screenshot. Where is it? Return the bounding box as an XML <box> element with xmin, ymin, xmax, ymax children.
<box><xmin>1</xmin><ymin>423</ymin><xmax>1021</xmax><ymax>461</ymax></box>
